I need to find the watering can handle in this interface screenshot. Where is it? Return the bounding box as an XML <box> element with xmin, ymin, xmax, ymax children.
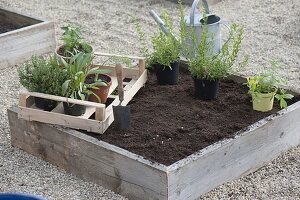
<box><xmin>190</xmin><ymin>0</ymin><xmax>210</xmax><ymax>26</ymax></box>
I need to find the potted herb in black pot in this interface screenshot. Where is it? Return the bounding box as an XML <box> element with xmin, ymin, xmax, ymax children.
<box><xmin>18</xmin><ymin>56</ymin><xmax>67</xmax><ymax>111</ymax></box>
<box><xmin>135</xmin><ymin>11</ymin><xmax>180</xmax><ymax>85</ymax></box>
<box><xmin>179</xmin><ymin>9</ymin><xmax>245</xmax><ymax>100</ymax></box>
<box><xmin>61</xmin><ymin>52</ymin><xmax>109</xmax><ymax>116</ymax></box>
<box><xmin>55</xmin><ymin>25</ymin><xmax>93</xmax><ymax>63</ymax></box>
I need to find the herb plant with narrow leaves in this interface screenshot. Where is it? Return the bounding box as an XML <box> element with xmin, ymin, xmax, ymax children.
<box><xmin>18</xmin><ymin>56</ymin><xmax>67</xmax><ymax>96</ymax></box>
<box><xmin>134</xmin><ymin>11</ymin><xmax>181</xmax><ymax>85</ymax></box>
<box><xmin>179</xmin><ymin>0</ymin><xmax>244</xmax><ymax>81</ymax></box>
<box><xmin>134</xmin><ymin>11</ymin><xmax>180</xmax><ymax>69</ymax></box>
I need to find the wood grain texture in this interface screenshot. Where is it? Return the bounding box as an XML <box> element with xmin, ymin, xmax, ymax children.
<box><xmin>167</xmin><ymin>101</ymin><xmax>300</xmax><ymax>200</ymax></box>
<box><xmin>9</xmin><ymin>107</ymin><xmax>168</xmax><ymax>200</ymax></box>
<box><xmin>0</xmin><ymin>9</ymin><xmax>56</xmax><ymax>69</ymax></box>
<box><xmin>19</xmin><ymin>106</ymin><xmax>104</xmax><ymax>133</ymax></box>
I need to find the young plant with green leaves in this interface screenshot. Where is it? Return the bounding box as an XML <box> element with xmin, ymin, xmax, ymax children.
<box><xmin>179</xmin><ymin>0</ymin><xmax>244</xmax><ymax>81</ymax></box>
<box><xmin>61</xmin><ymin>25</ymin><xmax>93</xmax><ymax>57</ymax></box>
<box><xmin>134</xmin><ymin>11</ymin><xmax>180</xmax><ymax>69</ymax></box>
<box><xmin>18</xmin><ymin>56</ymin><xmax>67</xmax><ymax>96</ymax></box>
<box><xmin>245</xmin><ymin>61</ymin><xmax>294</xmax><ymax>109</ymax></box>
<box><xmin>61</xmin><ymin>52</ymin><xmax>110</xmax><ymax>102</ymax></box>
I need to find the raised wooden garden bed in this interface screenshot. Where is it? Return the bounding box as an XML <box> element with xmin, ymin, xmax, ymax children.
<box><xmin>18</xmin><ymin>53</ymin><xmax>146</xmax><ymax>134</ymax></box>
<box><xmin>8</xmin><ymin>64</ymin><xmax>300</xmax><ymax>199</ymax></box>
<box><xmin>0</xmin><ymin>8</ymin><xmax>56</xmax><ymax>69</ymax></box>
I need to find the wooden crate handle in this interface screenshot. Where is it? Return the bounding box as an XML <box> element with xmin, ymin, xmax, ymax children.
<box><xmin>94</xmin><ymin>52</ymin><xmax>144</xmax><ymax>60</ymax></box>
<box><xmin>115</xmin><ymin>64</ymin><xmax>124</xmax><ymax>102</ymax></box>
<box><xmin>22</xmin><ymin>92</ymin><xmax>105</xmax><ymax>108</ymax></box>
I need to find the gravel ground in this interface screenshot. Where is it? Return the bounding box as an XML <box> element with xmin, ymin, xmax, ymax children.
<box><xmin>0</xmin><ymin>0</ymin><xmax>299</xmax><ymax>199</ymax></box>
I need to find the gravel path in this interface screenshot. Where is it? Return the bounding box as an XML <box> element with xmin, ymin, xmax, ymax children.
<box><xmin>0</xmin><ymin>0</ymin><xmax>299</xmax><ymax>199</ymax></box>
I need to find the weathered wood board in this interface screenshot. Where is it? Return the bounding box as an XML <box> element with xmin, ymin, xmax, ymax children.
<box><xmin>8</xmin><ymin>106</ymin><xmax>168</xmax><ymax>200</ymax></box>
<box><xmin>8</xmin><ymin>75</ymin><xmax>300</xmax><ymax>199</ymax></box>
<box><xmin>0</xmin><ymin>9</ymin><xmax>56</xmax><ymax>69</ymax></box>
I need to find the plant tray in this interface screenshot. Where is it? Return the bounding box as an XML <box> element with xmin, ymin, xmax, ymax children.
<box><xmin>18</xmin><ymin>52</ymin><xmax>147</xmax><ymax>134</ymax></box>
<box><xmin>0</xmin><ymin>8</ymin><xmax>56</xmax><ymax>69</ymax></box>
<box><xmin>9</xmin><ymin>68</ymin><xmax>300</xmax><ymax>199</ymax></box>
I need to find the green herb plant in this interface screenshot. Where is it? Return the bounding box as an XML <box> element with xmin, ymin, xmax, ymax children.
<box><xmin>245</xmin><ymin>61</ymin><xmax>294</xmax><ymax>109</ymax></box>
<box><xmin>61</xmin><ymin>25</ymin><xmax>93</xmax><ymax>57</ymax></box>
<box><xmin>61</xmin><ymin>52</ymin><xmax>110</xmax><ymax>102</ymax></box>
<box><xmin>134</xmin><ymin>11</ymin><xmax>180</xmax><ymax>69</ymax></box>
<box><xmin>179</xmin><ymin>0</ymin><xmax>244</xmax><ymax>80</ymax></box>
<box><xmin>18</xmin><ymin>56</ymin><xmax>67</xmax><ymax>96</ymax></box>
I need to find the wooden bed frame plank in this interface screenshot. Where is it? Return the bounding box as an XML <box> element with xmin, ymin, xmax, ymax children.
<box><xmin>0</xmin><ymin>10</ymin><xmax>56</xmax><ymax>69</ymax></box>
<box><xmin>0</xmin><ymin>22</ymin><xmax>55</xmax><ymax>66</ymax></box>
<box><xmin>167</xmin><ymin>101</ymin><xmax>300</xmax><ymax>199</ymax></box>
<box><xmin>8</xmin><ymin>107</ymin><xmax>168</xmax><ymax>200</ymax></box>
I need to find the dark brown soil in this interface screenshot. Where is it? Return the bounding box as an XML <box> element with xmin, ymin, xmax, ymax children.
<box><xmin>0</xmin><ymin>21</ymin><xmax>28</xmax><ymax>34</ymax></box>
<box><xmin>57</xmin><ymin>45</ymin><xmax>67</xmax><ymax>56</ymax></box>
<box><xmin>86</xmin><ymin>67</ymin><xmax>299</xmax><ymax>165</ymax></box>
<box><xmin>85</xmin><ymin>74</ymin><xmax>111</xmax><ymax>84</ymax></box>
<box><xmin>57</xmin><ymin>45</ymin><xmax>86</xmax><ymax>57</ymax></box>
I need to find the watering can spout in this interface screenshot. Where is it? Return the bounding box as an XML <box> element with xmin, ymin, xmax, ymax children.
<box><xmin>149</xmin><ymin>10</ymin><xmax>169</xmax><ymax>36</ymax></box>
<box><xmin>149</xmin><ymin>10</ymin><xmax>179</xmax><ymax>43</ymax></box>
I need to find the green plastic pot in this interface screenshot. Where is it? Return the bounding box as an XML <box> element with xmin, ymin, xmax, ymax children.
<box><xmin>252</xmin><ymin>92</ymin><xmax>276</xmax><ymax>112</ymax></box>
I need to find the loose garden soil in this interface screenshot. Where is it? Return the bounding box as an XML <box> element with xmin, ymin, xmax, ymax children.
<box><xmin>86</xmin><ymin>66</ymin><xmax>299</xmax><ymax>165</ymax></box>
<box><xmin>0</xmin><ymin>21</ymin><xmax>27</xmax><ymax>34</ymax></box>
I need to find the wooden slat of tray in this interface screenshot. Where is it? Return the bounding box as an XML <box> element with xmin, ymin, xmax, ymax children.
<box><xmin>51</xmin><ymin>102</ymin><xmax>64</xmax><ymax>113</ymax></box>
<box><xmin>108</xmin><ymin>76</ymin><xmax>118</xmax><ymax>95</ymax></box>
<box><xmin>19</xmin><ymin>106</ymin><xmax>103</xmax><ymax>132</ymax></box>
<box><xmin>102</xmin><ymin>70</ymin><xmax>147</xmax><ymax>132</ymax></box>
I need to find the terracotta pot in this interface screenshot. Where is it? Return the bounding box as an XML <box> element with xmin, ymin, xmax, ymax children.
<box><xmin>55</xmin><ymin>45</ymin><xmax>70</xmax><ymax>63</ymax></box>
<box><xmin>252</xmin><ymin>92</ymin><xmax>275</xmax><ymax>112</ymax></box>
<box><xmin>55</xmin><ymin>44</ymin><xmax>94</xmax><ymax>63</ymax></box>
<box><xmin>85</xmin><ymin>74</ymin><xmax>112</xmax><ymax>103</ymax></box>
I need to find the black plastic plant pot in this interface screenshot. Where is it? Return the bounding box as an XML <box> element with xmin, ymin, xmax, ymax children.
<box><xmin>154</xmin><ymin>61</ymin><xmax>179</xmax><ymax>85</ymax></box>
<box><xmin>193</xmin><ymin>77</ymin><xmax>220</xmax><ymax>100</ymax></box>
<box><xmin>63</xmin><ymin>102</ymin><xmax>86</xmax><ymax>116</ymax></box>
<box><xmin>34</xmin><ymin>97</ymin><xmax>57</xmax><ymax>111</ymax></box>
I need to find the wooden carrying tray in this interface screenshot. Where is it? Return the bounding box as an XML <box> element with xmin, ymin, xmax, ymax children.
<box><xmin>18</xmin><ymin>52</ymin><xmax>147</xmax><ymax>134</ymax></box>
